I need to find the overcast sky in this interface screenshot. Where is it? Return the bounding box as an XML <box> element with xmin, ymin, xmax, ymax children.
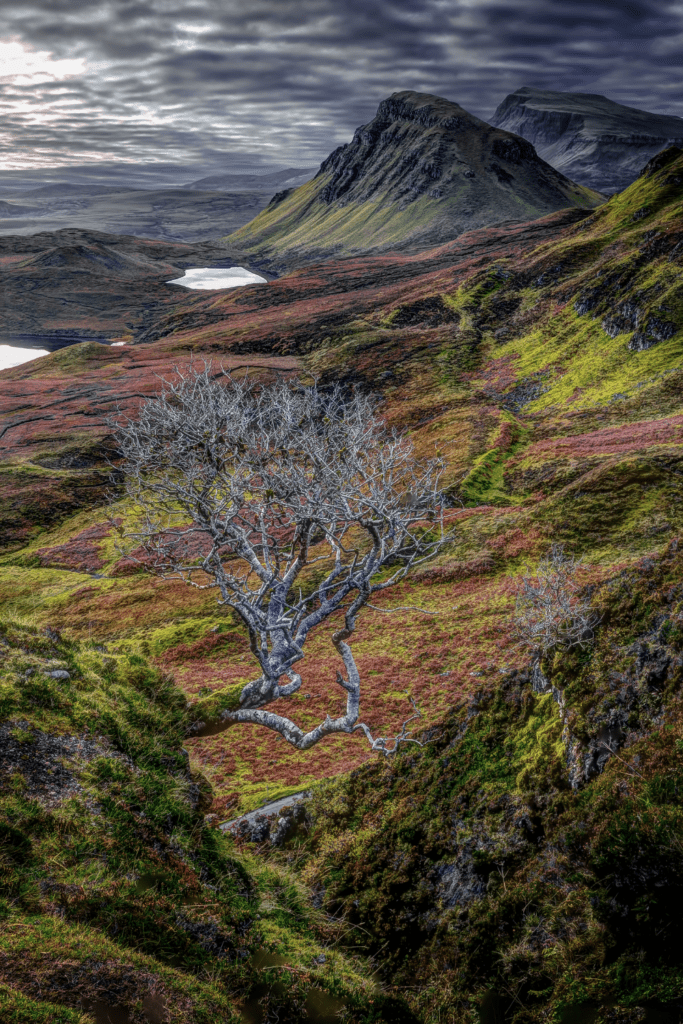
<box><xmin>0</xmin><ymin>0</ymin><xmax>681</xmax><ymax>179</ymax></box>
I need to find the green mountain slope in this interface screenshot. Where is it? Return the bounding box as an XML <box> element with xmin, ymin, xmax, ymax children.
<box><xmin>0</xmin><ymin>621</ymin><xmax>412</xmax><ymax>1023</ymax></box>
<box><xmin>269</xmin><ymin>539</ymin><xmax>683</xmax><ymax>1024</ymax></box>
<box><xmin>225</xmin><ymin>91</ymin><xmax>603</xmax><ymax>269</ymax></box>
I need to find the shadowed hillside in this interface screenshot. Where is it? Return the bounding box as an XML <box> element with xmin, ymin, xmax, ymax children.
<box><xmin>0</xmin><ymin>228</ymin><xmax>257</xmax><ymax>342</ymax></box>
<box><xmin>491</xmin><ymin>86</ymin><xmax>683</xmax><ymax>194</ymax></box>
<box><xmin>225</xmin><ymin>91</ymin><xmax>603</xmax><ymax>270</ymax></box>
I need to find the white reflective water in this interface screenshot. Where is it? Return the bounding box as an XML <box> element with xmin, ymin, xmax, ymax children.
<box><xmin>0</xmin><ymin>344</ymin><xmax>49</xmax><ymax>371</ymax></box>
<box><xmin>167</xmin><ymin>266</ymin><xmax>268</xmax><ymax>289</ymax></box>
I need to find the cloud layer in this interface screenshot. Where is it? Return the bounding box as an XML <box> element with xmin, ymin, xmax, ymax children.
<box><xmin>0</xmin><ymin>0</ymin><xmax>681</xmax><ymax>175</ymax></box>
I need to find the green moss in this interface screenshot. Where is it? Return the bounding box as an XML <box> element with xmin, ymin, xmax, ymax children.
<box><xmin>190</xmin><ymin>680</ymin><xmax>246</xmax><ymax>730</ymax></box>
<box><xmin>243</xmin><ymin>540</ymin><xmax>683</xmax><ymax>1023</ymax></box>
<box><xmin>0</xmin><ymin>983</ymin><xmax>88</xmax><ymax>1023</ymax></box>
<box><xmin>512</xmin><ymin>692</ymin><xmax>565</xmax><ymax>792</ymax></box>
<box><xmin>0</xmin><ymin>617</ymin><xmax>407</xmax><ymax>1024</ymax></box>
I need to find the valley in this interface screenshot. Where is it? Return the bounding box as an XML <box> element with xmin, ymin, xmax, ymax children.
<box><xmin>0</xmin><ymin>168</ymin><xmax>316</xmax><ymax>243</ymax></box>
<box><xmin>1</xmin><ymin>92</ymin><xmax>682</xmax><ymax>1024</ymax></box>
<box><xmin>0</xmin><ymin>229</ymin><xmax>267</xmax><ymax>343</ymax></box>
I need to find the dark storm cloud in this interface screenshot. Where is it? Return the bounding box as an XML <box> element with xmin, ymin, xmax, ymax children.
<box><xmin>0</xmin><ymin>0</ymin><xmax>681</xmax><ymax>173</ymax></box>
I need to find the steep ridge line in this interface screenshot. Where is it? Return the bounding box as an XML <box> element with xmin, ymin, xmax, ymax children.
<box><xmin>225</xmin><ymin>90</ymin><xmax>602</xmax><ymax>269</ymax></box>
<box><xmin>492</xmin><ymin>86</ymin><xmax>683</xmax><ymax>193</ymax></box>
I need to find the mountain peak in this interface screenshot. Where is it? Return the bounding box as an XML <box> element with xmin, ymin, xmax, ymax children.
<box><xmin>374</xmin><ymin>90</ymin><xmax>486</xmax><ymax>129</ymax></box>
<box><xmin>491</xmin><ymin>88</ymin><xmax>683</xmax><ymax>192</ymax></box>
<box><xmin>227</xmin><ymin>91</ymin><xmax>602</xmax><ymax>268</ymax></box>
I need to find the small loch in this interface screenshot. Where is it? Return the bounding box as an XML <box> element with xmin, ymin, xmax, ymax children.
<box><xmin>0</xmin><ymin>343</ymin><xmax>50</xmax><ymax>371</ymax></box>
<box><xmin>167</xmin><ymin>266</ymin><xmax>268</xmax><ymax>289</ymax></box>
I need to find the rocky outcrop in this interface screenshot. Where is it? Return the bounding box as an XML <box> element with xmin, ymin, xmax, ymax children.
<box><xmin>491</xmin><ymin>87</ymin><xmax>683</xmax><ymax>193</ymax></box>
<box><xmin>227</xmin><ymin>90</ymin><xmax>602</xmax><ymax>265</ymax></box>
<box><xmin>312</xmin><ymin>90</ymin><xmax>599</xmax><ymax>218</ymax></box>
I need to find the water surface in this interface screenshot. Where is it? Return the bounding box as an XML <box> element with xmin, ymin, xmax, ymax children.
<box><xmin>0</xmin><ymin>344</ymin><xmax>50</xmax><ymax>371</ymax></box>
<box><xmin>167</xmin><ymin>266</ymin><xmax>267</xmax><ymax>289</ymax></box>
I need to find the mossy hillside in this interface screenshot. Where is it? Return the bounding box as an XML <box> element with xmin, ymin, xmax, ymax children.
<box><xmin>312</xmin><ymin>152</ymin><xmax>681</xmax><ymax>434</ymax></box>
<box><xmin>0</xmin><ymin>560</ymin><xmax>225</xmax><ymax>647</ymax></box>
<box><xmin>0</xmin><ymin>405</ymin><xmax>677</xmax><ymax>819</ymax></box>
<box><xmin>238</xmin><ymin>189</ymin><xmax>478</xmax><ymax>258</ymax></box>
<box><xmin>262</xmin><ymin>539</ymin><xmax>683</xmax><ymax>1023</ymax></box>
<box><xmin>1</xmin><ymin>152</ymin><xmax>683</xmax><ymax>1024</ymax></box>
<box><xmin>0</xmin><ymin>341</ymin><xmax>123</xmax><ymax>382</ymax></box>
<box><xmin>481</xmin><ymin>154</ymin><xmax>683</xmax><ymax>414</ymax></box>
<box><xmin>583</xmin><ymin>145</ymin><xmax>683</xmax><ymax>235</ymax></box>
<box><xmin>0</xmin><ymin>461</ymin><xmax>112</xmax><ymax>556</ymax></box>
<box><xmin>458</xmin><ymin>413</ymin><xmax>530</xmax><ymax>506</ymax></box>
<box><xmin>0</xmin><ymin>620</ymin><xmax>414</xmax><ymax>1024</ymax></box>
<box><xmin>0</xmin><ymin>620</ymin><xmax>249</xmax><ymax>1020</ymax></box>
<box><xmin>1</xmin><ymin>151</ymin><xmax>682</xmax><ymax>874</ymax></box>
<box><xmin>0</xmin><ymin>385</ymin><xmax>678</xmax><ymax>827</ymax></box>
<box><xmin>227</xmin><ymin>172</ymin><xmax>455</xmax><ymax>259</ymax></box>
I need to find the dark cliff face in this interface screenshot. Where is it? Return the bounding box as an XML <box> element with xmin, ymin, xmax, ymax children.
<box><xmin>314</xmin><ymin>90</ymin><xmax>571</xmax><ymax>209</ymax></box>
<box><xmin>491</xmin><ymin>87</ymin><xmax>683</xmax><ymax>193</ymax></box>
<box><xmin>226</xmin><ymin>90</ymin><xmax>602</xmax><ymax>267</ymax></box>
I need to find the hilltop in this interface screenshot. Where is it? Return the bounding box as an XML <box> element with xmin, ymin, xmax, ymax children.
<box><xmin>226</xmin><ymin>90</ymin><xmax>602</xmax><ymax>270</ymax></box>
<box><xmin>491</xmin><ymin>86</ymin><xmax>683</xmax><ymax>193</ymax></box>
<box><xmin>0</xmin><ymin>228</ymin><xmax>254</xmax><ymax>342</ymax></box>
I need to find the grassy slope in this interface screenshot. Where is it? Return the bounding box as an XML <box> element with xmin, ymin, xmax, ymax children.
<box><xmin>277</xmin><ymin>540</ymin><xmax>683</xmax><ymax>1023</ymax></box>
<box><xmin>225</xmin><ymin>170</ymin><xmax>601</xmax><ymax>267</ymax></box>
<box><xmin>1</xmin><ymin>151</ymin><xmax>683</xmax><ymax>1022</ymax></box>
<box><xmin>0</xmin><ymin>621</ymin><xmax>410</xmax><ymax>1024</ymax></box>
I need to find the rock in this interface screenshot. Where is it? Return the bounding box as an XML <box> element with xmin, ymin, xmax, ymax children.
<box><xmin>48</xmin><ymin>669</ymin><xmax>71</xmax><ymax>681</ymax></box>
<box><xmin>234</xmin><ymin>813</ymin><xmax>272</xmax><ymax>844</ymax></box>
<box><xmin>188</xmin><ymin>770</ymin><xmax>214</xmax><ymax>814</ymax></box>
<box><xmin>431</xmin><ymin>855</ymin><xmax>487</xmax><ymax>909</ymax></box>
<box><xmin>269</xmin><ymin>802</ymin><xmax>310</xmax><ymax>846</ymax></box>
<box><xmin>0</xmin><ymin>721</ymin><xmax>134</xmax><ymax>808</ymax></box>
<box><xmin>491</xmin><ymin>88</ymin><xmax>683</xmax><ymax>193</ymax></box>
<box><xmin>175</xmin><ymin>914</ymin><xmax>234</xmax><ymax>958</ymax></box>
<box><xmin>629</xmin><ymin>315</ymin><xmax>677</xmax><ymax>351</ymax></box>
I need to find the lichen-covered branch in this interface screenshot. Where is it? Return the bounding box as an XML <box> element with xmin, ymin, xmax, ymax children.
<box><xmin>113</xmin><ymin>366</ymin><xmax>450</xmax><ymax>755</ymax></box>
<box><xmin>513</xmin><ymin>543</ymin><xmax>601</xmax><ymax>669</ymax></box>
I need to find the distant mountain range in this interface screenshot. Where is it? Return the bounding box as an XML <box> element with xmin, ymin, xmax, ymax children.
<box><xmin>0</xmin><ymin>168</ymin><xmax>316</xmax><ymax>243</ymax></box>
<box><xmin>1</xmin><ymin>88</ymin><xmax>680</xmax><ymax>259</ymax></box>
<box><xmin>0</xmin><ymin>186</ymin><xmax>291</xmax><ymax>244</ymax></box>
<box><xmin>491</xmin><ymin>87</ymin><xmax>683</xmax><ymax>193</ymax></box>
<box><xmin>225</xmin><ymin>91</ymin><xmax>602</xmax><ymax>269</ymax></box>
<box><xmin>182</xmin><ymin>167</ymin><xmax>316</xmax><ymax>191</ymax></box>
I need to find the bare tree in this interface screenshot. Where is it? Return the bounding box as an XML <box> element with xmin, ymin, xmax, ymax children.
<box><xmin>513</xmin><ymin>544</ymin><xmax>600</xmax><ymax>686</ymax></box>
<box><xmin>113</xmin><ymin>366</ymin><xmax>449</xmax><ymax>755</ymax></box>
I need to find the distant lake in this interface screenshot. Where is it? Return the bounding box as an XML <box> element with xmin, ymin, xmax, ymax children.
<box><xmin>0</xmin><ymin>343</ymin><xmax>50</xmax><ymax>371</ymax></box>
<box><xmin>0</xmin><ymin>334</ymin><xmax>111</xmax><ymax>371</ymax></box>
<box><xmin>167</xmin><ymin>266</ymin><xmax>268</xmax><ymax>289</ymax></box>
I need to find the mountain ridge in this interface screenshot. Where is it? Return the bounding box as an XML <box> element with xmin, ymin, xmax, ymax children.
<box><xmin>491</xmin><ymin>86</ymin><xmax>683</xmax><ymax>193</ymax></box>
<box><xmin>225</xmin><ymin>90</ymin><xmax>603</xmax><ymax>269</ymax></box>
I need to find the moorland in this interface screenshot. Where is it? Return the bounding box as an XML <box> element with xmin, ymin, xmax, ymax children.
<box><xmin>0</xmin><ymin>168</ymin><xmax>316</xmax><ymax>243</ymax></box>
<box><xmin>1</xmin><ymin>90</ymin><xmax>682</xmax><ymax>1024</ymax></box>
